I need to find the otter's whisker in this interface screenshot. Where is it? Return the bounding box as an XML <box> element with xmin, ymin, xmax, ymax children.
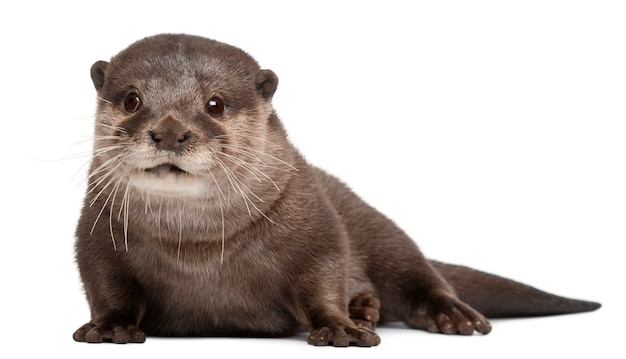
<box><xmin>176</xmin><ymin>201</ymin><xmax>183</xmax><ymax>264</ymax></box>
<box><xmin>218</xmin><ymin>198</ymin><xmax>225</xmax><ymax>264</ymax></box>
<box><xmin>107</xmin><ymin>177</ymin><xmax>123</xmax><ymax>251</ymax></box>
<box><xmin>218</xmin><ymin>152</ymin><xmax>263</xmax><ymax>183</ymax></box>
<box><xmin>88</xmin><ymin>152</ymin><xmax>125</xmax><ymax>182</ymax></box>
<box><xmin>89</xmin><ymin>172</ymin><xmax>121</xmax><ymax>237</ymax></box>
<box><xmin>220</xmin><ymin>143</ymin><xmax>297</xmax><ymax>173</ymax></box>
<box><xmin>215</xmin><ymin>133</ymin><xmax>285</xmax><ymax>150</ymax></box>
<box><xmin>89</xmin><ymin>168</ymin><xmax>118</xmax><ymax>207</ymax></box>
<box><xmin>215</xmin><ymin>156</ymin><xmax>274</xmax><ymax>224</ymax></box>
<box><xmin>209</xmin><ymin>168</ymin><xmax>227</xmax><ymax>264</ymax></box>
<box><xmin>94</xmin><ymin>95</ymin><xmax>113</xmax><ymax>105</ymax></box>
<box><xmin>214</xmin><ymin>157</ymin><xmax>250</xmax><ymax>214</ymax></box>
<box><xmin>72</xmin><ymin>136</ymin><xmax>122</xmax><ymax>147</ymax></box>
<box><xmin>218</xmin><ymin>152</ymin><xmax>281</xmax><ymax>191</ymax></box>
<box><xmin>68</xmin><ymin>144</ymin><xmax>125</xmax><ymax>184</ymax></box>
<box><xmin>120</xmin><ymin>180</ymin><xmax>131</xmax><ymax>251</ymax></box>
<box><xmin>208</xmin><ymin>167</ymin><xmax>228</xmax><ymax>205</ymax></box>
<box><xmin>157</xmin><ymin>199</ymin><xmax>164</xmax><ymax>251</ymax></box>
<box><xmin>89</xmin><ymin>159</ymin><xmax>126</xmax><ymax>206</ymax></box>
<box><xmin>95</xmin><ymin>121</ymin><xmax>127</xmax><ymax>133</ymax></box>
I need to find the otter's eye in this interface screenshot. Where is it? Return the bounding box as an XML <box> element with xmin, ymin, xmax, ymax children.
<box><xmin>205</xmin><ymin>97</ymin><xmax>225</xmax><ymax>117</ymax></box>
<box><xmin>124</xmin><ymin>93</ymin><xmax>141</xmax><ymax>113</ymax></box>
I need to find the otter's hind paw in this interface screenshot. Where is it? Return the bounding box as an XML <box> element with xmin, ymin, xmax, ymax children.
<box><xmin>349</xmin><ymin>293</ymin><xmax>381</xmax><ymax>330</ymax></box>
<box><xmin>409</xmin><ymin>294</ymin><xmax>492</xmax><ymax>335</ymax></box>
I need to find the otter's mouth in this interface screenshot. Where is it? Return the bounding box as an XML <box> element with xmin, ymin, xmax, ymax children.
<box><xmin>144</xmin><ymin>163</ymin><xmax>188</xmax><ymax>176</ymax></box>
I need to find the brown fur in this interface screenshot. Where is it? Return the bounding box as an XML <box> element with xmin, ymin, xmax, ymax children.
<box><xmin>73</xmin><ymin>34</ymin><xmax>599</xmax><ymax>346</ymax></box>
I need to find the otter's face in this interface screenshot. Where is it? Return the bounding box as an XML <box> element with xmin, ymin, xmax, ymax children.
<box><xmin>88</xmin><ymin>35</ymin><xmax>279</xmax><ymax>198</ymax></box>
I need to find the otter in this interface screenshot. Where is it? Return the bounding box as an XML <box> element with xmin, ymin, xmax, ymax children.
<box><xmin>72</xmin><ymin>34</ymin><xmax>600</xmax><ymax>346</ymax></box>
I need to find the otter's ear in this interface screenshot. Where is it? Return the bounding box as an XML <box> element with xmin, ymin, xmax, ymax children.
<box><xmin>90</xmin><ymin>61</ymin><xmax>109</xmax><ymax>92</ymax></box>
<box><xmin>256</xmin><ymin>69</ymin><xmax>278</xmax><ymax>101</ymax></box>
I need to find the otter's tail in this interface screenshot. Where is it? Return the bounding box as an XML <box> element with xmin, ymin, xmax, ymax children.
<box><xmin>431</xmin><ymin>261</ymin><xmax>601</xmax><ymax>318</ymax></box>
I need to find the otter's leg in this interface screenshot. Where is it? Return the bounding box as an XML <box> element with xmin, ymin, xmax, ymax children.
<box><xmin>299</xmin><ymin>265</ymin><xmax>381</xmax><ymax>346</ymax></box>
<box><xmin>74</xmin><ymin>216</ymin><xmax>147</xmax><ymax>343</ymax></box>
<box><xmin>72</xmin><ymin>268</ymin><xmax>147</xmax><ymax>344</ymax></box>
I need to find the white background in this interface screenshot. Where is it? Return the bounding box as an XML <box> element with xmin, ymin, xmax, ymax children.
<box><xmin>1</xmin><ymin>1</ymin><xmax>623</xmax><ymax>357</ymax></box>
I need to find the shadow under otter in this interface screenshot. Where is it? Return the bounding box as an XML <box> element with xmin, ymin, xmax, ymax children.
<box><xmin>72</xmin><ymin>34</ymin><xmax>600</xmax><ymax>347</ymax></box>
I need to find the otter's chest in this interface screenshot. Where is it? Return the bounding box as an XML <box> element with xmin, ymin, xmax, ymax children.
<box><xmin>127</xmin><ymin>238</ymin><xmax>301</xmax><ymax>336</ymax></box>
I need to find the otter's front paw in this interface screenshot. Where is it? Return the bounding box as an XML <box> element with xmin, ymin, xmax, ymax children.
<box><xmin>410</xmin><ymin>294</ymin><xmax>492</xmax><ymax>335</ymax></box>
<box><xmin>307</xmin><ymin>325</ymin><xmax>381</xmax><ymax>347</ymax></box>
<box><xmin>73</xmin><ymin>322</ymin><xmax>146</xmax><ymax>344</ymax></box>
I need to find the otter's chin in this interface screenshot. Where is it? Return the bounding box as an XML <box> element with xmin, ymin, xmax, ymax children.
<box><xmin>144</xmin><ymin>163</ymin><xmax>188</xmax><ymax>176</ymax></box>
<box><xmin>129</xmin><ymin>167</ymin><xmax>208</xmax><ymax>197</ymax></box>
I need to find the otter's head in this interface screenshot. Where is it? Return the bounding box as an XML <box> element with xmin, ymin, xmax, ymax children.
<box><xmin>88</xmin><ymin>34</ymin><xmax>283</xmax><ymax>199</ymax></box>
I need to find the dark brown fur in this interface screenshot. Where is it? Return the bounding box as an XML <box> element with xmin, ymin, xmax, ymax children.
<box><xmin>73</xmin><ymin>34</ymin><xmax>600</xmax><ymax>346</ymax></box>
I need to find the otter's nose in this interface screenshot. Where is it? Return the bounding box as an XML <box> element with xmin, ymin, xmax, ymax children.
<box><xmin>148</xmin><ymin>117</ymin><xmax>193</xmax><ymax>151</ymax></box>
<box><xmin>149</xmin><ymin>130</ymin><xmax>192</xmax><ymax>151</ymax></box>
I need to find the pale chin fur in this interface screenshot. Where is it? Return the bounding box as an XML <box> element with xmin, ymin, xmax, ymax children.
<box><xmin>129</xmin><ymin>170</ymin><xmax>210</xmax><ymax>197</ymax></box>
